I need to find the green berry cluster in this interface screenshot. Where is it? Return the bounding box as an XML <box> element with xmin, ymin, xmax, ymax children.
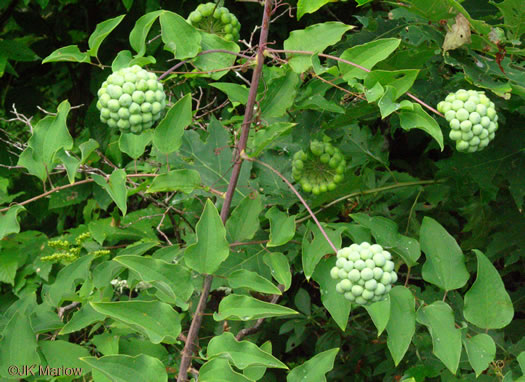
<box><xmin>437</xmin><ymin>89</ymin><xmax>499</xmax><ymax>153</ymax></box>
<box><xmin>188</xmin><ymin>3</ymin><xmax>241</xmax><ymax>41</ymax></box>
<box><xmin>330</xmin><ymin>242</ymin><xmax>397</xmax><ymax>305</ymax></box>
<box><xmin>292</xmin><ymin>140</ymin><xmax>346</xmax><ymax>195</ymax></box>
<box><xmin>96</xmin><ymin>65</ymin><xmax>167</xmax><ymax>135</ymax></box>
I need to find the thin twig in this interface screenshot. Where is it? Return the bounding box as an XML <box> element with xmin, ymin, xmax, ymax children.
<box><xmin>241</xmin><ymin>152</ymin><xmax>338</xmax><ymax>254</ymax></box>
<box><xmin>267</xmin><ymin>48</ymin><xmax>444</xmax><ymax>117</ymax></box>
<box><xmin>296</xmin><ymin>179</ymin><xmax>444</xmax><ymax>223</ymax></box>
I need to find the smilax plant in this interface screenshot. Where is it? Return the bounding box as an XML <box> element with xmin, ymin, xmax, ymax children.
<box><xmin>0</xmin><ymin>0</ymin><xmax>523</xmax><ymax>382</ymax></box>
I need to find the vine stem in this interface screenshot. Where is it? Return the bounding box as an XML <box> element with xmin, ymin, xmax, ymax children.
<box><xmin>296</xmin><ymin>179</ymin><xmax>444</xmax><ymax>224</ymax></box>
<box><xmin>0</xmin><ymin>174</ymin><xmax>224</xmax><ymax>213</ymax></box>
<box><xmin>267</xmin><ymin>48</ymin><xmax>445</xmax><ymax>118</ymax></box>
<box><xmin>176</xmin><ymin>1</ymin><xmax>274</xmax><ymax>381</ymax></box>
<box><xmin>241</xmin><ymin>152</ymin><xmax>338</xmax><ymax>254</ymax></box>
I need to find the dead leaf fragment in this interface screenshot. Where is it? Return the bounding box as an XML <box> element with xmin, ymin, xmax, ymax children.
<box><xmin>442</xmin><ymin>13</ymin><xmax>471</xmax><ymax>52</ymax></box>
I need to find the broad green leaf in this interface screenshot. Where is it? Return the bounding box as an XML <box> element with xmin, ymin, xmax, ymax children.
<box><xmin>386</xmin><ymin>286</ymin><xmax>415</xmax><ymax>366</ymax></box>
<box><xmin>399</xmin><ymin>103</ymin><xmax>444</xmax><ymax>151</ymax></box>
<box><xmin>420</xmin><ymin>217</ymin><xmax>469</xmax><ymax>291</ymax></box>
<box><xmin>294</xmin><ymin>288</ymin><xmax>311</xmax><ymax>315</ymax></box>
<box><xmin>92</xmin><ymin>169</ymin><xmax>128</xmax><ymax>216</ymax></box>
<box><xmin>463</xmin><ymin>334</ymin><xmax>496</xmax><ymax>377</ymax></box>
<box><xmin>153</xmin><ymin>93</ymin><xmax>192</xmax><ymax>154</ymax></box>
<box><xmin>210</xmin><ymin>82</ymin><xmax>249</xmax><ymax>104</ymax></box>
<box><xmin>30</xmin><ymin>302</ymin><xmax>63</xmax><ymax>333</ymax></box>
<box><xmin>260</xmin><ymin>71</ymin><xmax>300</xmax><ymax>118</ymax></box>
<box><xmin>0</xmin><ymin>312</ymin><xmax>41</xmax><ymax>378</ymax></box>
<box><xmin>286</xmin><ymin>348</ymin><xmax>339</xmax><ymax>382</ymax></box>
<box><xmin>226</xmin><ymin>192</ymin><xmax>263</xmax><ymax>243</ymax></box>
<box><xmin>207</xmin><ymin>332</ymin><xmax>287</xmax><ymax>369</ymax></box>
<box><xmin>45</xmin><ymin>255</ymin><xmax>94</xmax><ymax>307</ymax></box>
<box><xmin>284</xmin><ymin>22</ymin><xmax>353</xmax><ymax>72</ymax></box>
<box><xmin>463</xmin><ymin>250</ymin><xmax>514</xmax><ymax>329</ymax></box>
<box><xmin>416</xmin><ymin>301</ymin><xmax>462</xmax><ymax>374</ymax></box>
<box><xmin>39</xmin><ymin>340</ymin><xmax>91</xmax><ymax>375</ymax></box>
<box><xmin>296</xmin><ymin>0</ymin><xmax>334</xmax><ymax>19</ymax></box>
<box><xmin>263</xmin><ymin>252</ymin><xmax>292</xmax><ymax>291</ymax></box>
<box><xmin>80</xmin><ymin>354</ymin><xmax>167</xmax><ymax>382</ymax></box>
<box><xmin>146</xmin><ymin>169</ymin><xmax>201</xmax><ymax>194</ymax></box>
<box><xmin>113</xmin><ymin>255</ymin><xmax>194</xmax><ymax>304</ymax></box>
<box><xmin>193</xmin><ymin>32</ymin><xmax>240</xmax><ymax>80</ymax></box>
<box><xmin>184</xmin><ymin>199</ymin><xmax>229</xmax><ymax>274</ymax></box>
<box><xmin>365</xmin><ymin>81</ymin><xmax>384</xmax><ymax>103</ymax></box>
<box><xmin>214</xmin><ymin>294</ymin><xmax>298</xmax><ymax>321</ymax></box>
<box><xmin>243</xmin><ymin>341</ymin><xmax>272</xmax><ymax>380</ymax></box>
<box><xmin>88</xmin><ymin>15</ymin><xmax>125</xmax><ymax>58</ymax></box>
<box><xmin>491</xmin><ymin>0</ymin><xmax>525</xmax><ymax>40</ymax></box>
<box><xmin>518</xmin><ymin>351</ymin><xmax>525</xmax><ymax>374</ymax></box>
<box><xmin>302</xmin><ymin>222</ymin><xmax>343</xmax><ymax>280</ymax></box>
<box><xmin>0</xmin><ymin>250</ymin><xmax>18</xmax><ymax>285</ymax></box>
<box><xmin>90</xmin><ymin>301</ymin><xmax>181</xmax><ymax>344</ymax></box>
<box><xmin>350</xmin><ymin>213</ymin><xmax>421</xmax><ymax>267</ymax></box>
<box><xmin>265</xmin><ymin>207</ymin><xmax>296</xmax><ymax>247</ymax></box>
<box><xmin>119</xmin><ymin>337</ymin><xmax>168</xmax><ymax>362</ymax></box>
<box><xmin>117</xmin><ymin>240</ymin><xmax>159</xmax><ymax>256</ymax></box>
<box><xmin>42</xmin><ymin>45</ymin><xmax>90</xmax><ymax>63</ymax></box>
<box><xmin>60</xmin><ymin>303</ymin><xmax>106</xmax><ymax>335</ymax></box>
<box><xmin>129</xmin><ymin>11</ymin><xmax>163</xmax><ymax>57</ymax></box>
<box><xmin>339</xmin><ymin>38</ymin><xmax>401</xmax><ymax>80</ymax></box>
<box><xmin>364</xmin><ymin>69</ymin><xmax>420</xmax><ymax>101</ymax></box>
<box><xmin>364</xmin><ymin>296</ymin><xmax>391</xmax><ymax>337</ymax></box>
<box><xmin>17</xmin><ymin>100</ymin><xmax>73</xmax><ymax>181</ymax></box>
<box><xmin>160</xmin><ymin>11</ymin><xmax>202</xmax><ymax>59</ymax></box>
<box><xmin>80</xmin><ymin>138</ymin><xmax>99</xmax><ymax>163</ymax></box>
<box><xmin>377</xmin><ymin>85</ymin><xmax>401</xmax><ymax>118</ymax></box>
<box><xmin>0</xmin><ymin>39</ymin><xmax>39</xmax><ymax>62</ymax></box>
<box><xmin>251</xmin><ymin>122</ymin><xmax>295</xmax><ymax>157</ymax></box>
<box><xmin>0</xmin><ymin>205</ymin><xmax>25</xmax><ymax>240</ymax></box>
<box><xmin>228</xmin><ymin>269</ymin><xmax>282</xmax><ymax>295</ymax></box>
<box><xmin>91</xmin><ymin>332</ymin><xmax>119</xmax><ymax>356</ymax></box>
<box><xmin>312</xmin><ymin>258</ymin><xmax>352</xmax><ymax>331</ymax></box>
<box><xmin>56</xmin><ymin>148</ymin><xmax>80</xmax><ymax>184</ymax></box>
<box><xmin>199</xmin><ymin>358</ymin><xmax>252</xmax><ymax>382</ymax></box>
<box><xmin>119</xmin><ymin>130</ymin><xmax>153</xmax><ymax>159</ymax></box>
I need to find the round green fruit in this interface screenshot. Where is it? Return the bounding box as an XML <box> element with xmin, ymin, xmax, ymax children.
<box><xmin>437</xmin><ymin>89</ymin><xmax>499</xmax><ymax>153</ymax></box>
<box><xmin>96</xmin><ymin>65</ymin><xmax>166</xmax><ymax>135</ymax></box>
<box><xmin>187</xmin><ymin>2</ymin><xmax>241</xmax><ymax>41</ymax></box>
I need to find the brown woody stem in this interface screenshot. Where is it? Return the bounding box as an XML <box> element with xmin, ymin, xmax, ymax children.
<box><xmin>176</xmin><ymin>1</ymin><xmax>274</xmax><ymax>381</ymax></box>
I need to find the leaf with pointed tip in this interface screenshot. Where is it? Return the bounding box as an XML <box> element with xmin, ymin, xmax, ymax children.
<box><xmin>129</xmin><ymin>11</ymin><xmax>162</xmax><ymax>57</ymax></box>
<box><xmin>416</xmin><ymin>301</ymin><xmax>462</xmax><ymax>374</ymax></box>
<box><xmin>286</xmin><ymin>348</ymin><xmax>339</xmax><ymax>382</ymax></box>
<box><xmin>302</xmin><ymin>222</ymin><xmax>343</xmax><ymax>280</ymax></box>
<box><xmin>42</xmin><ymin>45</ymin><xmax>90</xmax><ymax>63</ymax></box>
<box><xmin>463</xmin><ymin>250</ymin><xmax>514</xmax><ymax>329</ymax></box>
<box><xmin>88</xmin><ymin>15</ymin><xmax>125</xmax><ymax>58</ymax></box>
<box><xmin>90</xmin><ymin>301</ymin><xmax>181</xmax><ymax>344</ymax></box>
<box><xmin>146</xmin><ymin>169</ymin><xmax>201</xmax><ymax>194</ymax></box>
<box><xmin>463</xmin><ymin>333</ymin><xmax>496</xmax><ymax>377</ymax></box>
<box><xmin>214</xmin><ymin>294</ymin><xmax>298</xmax><ymax>321</ymax></box>
<box><xmin>226</xmin><ymin>193</ymin><xmax>263</xmax><ymax>243</ymax></box>
<box><xmin>153</xmin><ymin>94</ymin><xmax>192</xmax><ymax>154</ymax></box>
<box><xmin>92</xmin><ymin>169</ymin><xmax>128</xmax><ymax>216</ymax></box>
<box><xmin>199</xmin><ymin>358</ymin><xmax>252</xmax><ymax>382</ymax></box>
<box><xmin>263</xmin><ymin>252</ymin><xmax>292</xmax><ymax>291</ymax></box>
<box><xmin>0</xmin><ymin>205</ymin><xmax>25</xmax><ymax>240</ymax></box>
<box><xmin>119</xmin><ymin>130</ymin><xmax>152</xmax><ymax>159</ymax></box>
<box><xmin>207</xmin><ymin>332</ymin><xmax>288</xmax><ymax>369</ymax></box>
<box><xmin>184</xmin><ymin>199</ymin><xmax>229</xmax><ymax>274</ymax></box>
<box><xmin>386</xmin><ymin>286</ymin><xmax>415</xmax><ymax>366</ymax></box>
<box><xmin>399</xmin><ymin>103</ymin><xmax>444</xmax><ymax>151</ymax></box>
<box><xmin>160</xmin><ymin>11</ymin><xmax>201</xmax><ymax>59</ymax></box>
<box><xmin>227</xmin><ymin>269</ymin><xmax>282</xmax><ymax>295</ymax></box>
<box><xmin>312</xmin><ymin>258</ymin><xmax>351</xmax><ymax>331</ymax></box>
<box><xmin>80</xmin><ymin>354</ymin><xmax>167</xmax><ymax>382</ymax></box>
<box><xmin>420</xmin><ymin>217</ymin><xmax>469</xmax><ymax>291</ymax></box>
<box><xmin>265</xmin><ymin>207</ymin><xmax>296</xmax><ymax>247</ymax></box>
